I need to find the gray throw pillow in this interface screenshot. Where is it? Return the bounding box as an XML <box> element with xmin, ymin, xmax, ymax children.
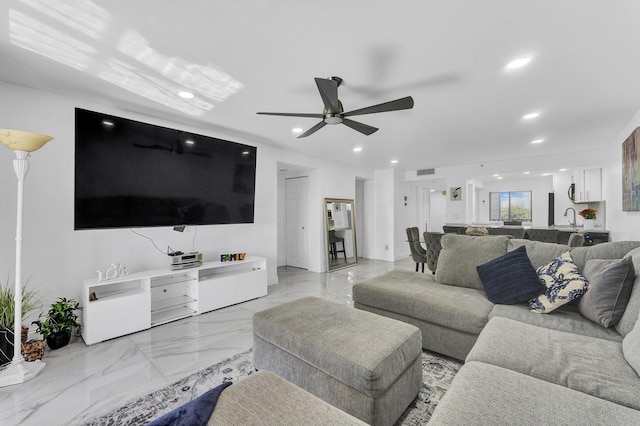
<box><xmin>578</xmin><ymin>257</ymin><xmax>635</xmax><ymax>328</ymax></box>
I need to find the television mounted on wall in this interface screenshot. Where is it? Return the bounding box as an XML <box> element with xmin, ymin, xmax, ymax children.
<box><xmin>74</xmin><ymin>108</ymin><xmax>257</xmax><ymax>230</ymax></box>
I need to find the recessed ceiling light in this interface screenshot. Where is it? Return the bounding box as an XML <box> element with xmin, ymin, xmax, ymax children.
<box><xmin>497</xmin><ymin>176</ymin><xmax>504</xmax><ymax>180</ymax></box>
<box><xmin>559</xmin><ymin>168</ymin><xmax>567</xmax><ymax>172</ymax></box>
<box><xmin>185</xmin><ymin>139</ymin><xmax>195</xmax><ymax>145</ymax></box>
<box><xmin>292</xmin><ymin>128</ymin><xmax>303</xmax><ymax>134</ymax></box>
<box><xmin>506</xmin><ymin>57</ymin><xmax>532</xmax><ymax>69</ymax></box>
<box><xmin>493</xmin><ymin>174</ymin><xmax>499</xmax><ymax>177</ymax></box>
<box><xmin>390</xmin><ymin>159</ymin><xmax>398</xmax><ymax>164</ymax></box>
<box><xmin>430</xmin><ymin>189</ymin><xmax>435</xmax><ymax>192</ymax></box>
<box><xmin>522</xmin><ymin>112</ymin><xmax>540</xmax><ymax>120</ymax></box>
<box><xmin>524</xmin><ymin>171</ymin><xmax>530</xmax><ymax>175</ymax></box>
<box><xmin>531</xmin><ymin>139</ymin><xmax>544</xmax><ymax>144</ymax></box>
<box><xmin>102</xmin><ymin>120</ymin><xmax>114</xmax><ymax>126</ymax></box>
<box><xmin>178</xmin><ymin>91</ymin><xmax>194</xmax><ymax>99</ymax></box>
<box><xmin>542</xmin><ymin>173</ymin><xmax>552</xmax><ymax>176</ymax></box>
<box><xmin>353</xmin><ymin>147</ymin><xmax>362</xmax><ymax>152</ymax></box>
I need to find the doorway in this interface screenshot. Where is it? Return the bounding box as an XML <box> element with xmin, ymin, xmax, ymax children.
<box><xmin>285</xmin><ymin>176</ymin><xmax>308</xmax><ymax>269</ymax></box>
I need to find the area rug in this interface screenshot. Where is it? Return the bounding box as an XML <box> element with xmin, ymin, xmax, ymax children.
<box><xmin>82</xmin><ymin>349</ymin><xmax>462</xmax><ymax>425</ymax></box>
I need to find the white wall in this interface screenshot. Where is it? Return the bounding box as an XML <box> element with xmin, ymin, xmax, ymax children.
<box><xmin>603</xmin><ymin>106</ymin><xmax>640</xmax><ymax>241</ymax></box>
<box><xmin>0</xmin><ymin>82</ymin><xmax>374</xmax><ymax>312</ymax></box>
<box><xmin>394</xmin><ymin>168</ymin><xmax>410</xmax><ymax>260</ymax></box>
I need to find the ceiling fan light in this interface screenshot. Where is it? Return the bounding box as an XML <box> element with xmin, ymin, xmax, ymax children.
<box><xmin>324</xmin><ymin>116</ymin><xmax>343</xmax><ymax>125</ymax></box>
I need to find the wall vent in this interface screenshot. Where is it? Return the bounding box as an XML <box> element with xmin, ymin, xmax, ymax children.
<box><xmin>417</xmin><ymin>168</ymin><xmax>435</xmax><ymax>176</ymax></box>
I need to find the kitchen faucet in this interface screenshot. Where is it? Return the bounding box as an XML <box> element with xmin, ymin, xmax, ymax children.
<box><xmin>564</xmin><ymin>207</ymin><xmax>576</xmax><ymax>227</ymax></box>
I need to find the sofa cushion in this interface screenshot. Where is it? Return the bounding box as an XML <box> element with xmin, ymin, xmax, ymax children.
<box><xmin>570</xmin><ymin>240</ymin><xmax>640</xmax><ymax>273</ymax></box>
<box><xmin>508</xmin><ymin>239</ymin><xmax>570</xmax><ymax>269</ymax></box>
<box><xmin>578</xmin><ymin>257</ymin><xmax>635</xmax><ymax>327</ymax></box>
<box><xmin>623</xmin><ymin>310</ymin><xmax>640</xmax><ymax>377</ymax></box>
<box><xmin>489</xmin><ymin>304</ymin><xmax>622</xmax><ymax>342</ymax></box>
<box><xmin>476</xmin><ymin>246</ymin><xmax>545</xmax><ymax>304</ymax></box>
<box><xmin>467</xmin><ymin>317</ymin><xmax>640</xmax><ymax>410</ymax></box>
<box><xmin>617</xmin><ymin>247</ymin><xmax>640</xmax><ymax>336</ymax></box>
<box><xmin>352</xmin><ymin>270</ymin><xmax>493</xmax><ymax>335</ymax></box>
<box><xmin>435</xmin><ymin>234</ymin><xmax>510</xmax><ymax>290</ymax></box>
<box><xmin>428</xmin><ymin>361</ymin><xmax>640</xmax><ymax>426</ymax></box>
<box><xmin>529</xmin><ymin>251</ymin><xmax>589</xmax><ymax>313</ymax></box>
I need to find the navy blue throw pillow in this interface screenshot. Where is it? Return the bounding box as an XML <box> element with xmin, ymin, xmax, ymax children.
<box><xmin>477</xmin><ymin>245</ymin><xmax>546</xmax><ymax>304</ymax></box>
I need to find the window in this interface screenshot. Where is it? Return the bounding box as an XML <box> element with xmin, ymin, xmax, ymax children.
<box><xmin>489</xmin><ymin>191</ymin><xmax>532</xmax><ymax>222</ymax></box>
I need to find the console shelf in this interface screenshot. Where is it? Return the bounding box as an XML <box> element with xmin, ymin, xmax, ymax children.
<box><xmin>82</xmin><ymin>257</ymin><xmax>267</xmax><ymax>344</ymax></box>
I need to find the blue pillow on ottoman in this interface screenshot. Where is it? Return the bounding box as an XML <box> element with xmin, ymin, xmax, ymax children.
<box><xmin>477</xmin><ymin>246</ymin><xmax>546</xmax><ymax>304</ymax></box>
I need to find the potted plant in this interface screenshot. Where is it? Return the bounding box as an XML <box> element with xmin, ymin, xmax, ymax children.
<box><xmin>578</xmin><ymin>208</ymin><xmax>597</xmax><ymax>229</ymax></box>
<box><xmin>32</xmin><ymin>298</ymin><xmax>82</xmax><ymax>350</ymax></box>
<box><xmin>0</xmin><ymin>279</ymin><xmax>41</xmax><ymax>365</ymax></box>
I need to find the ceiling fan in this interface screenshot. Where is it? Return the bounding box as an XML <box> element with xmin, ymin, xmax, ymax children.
<box><xmin>257</xmin><ymin>76</ymin><xmax>414</xmax><ymax>138</ymax></box>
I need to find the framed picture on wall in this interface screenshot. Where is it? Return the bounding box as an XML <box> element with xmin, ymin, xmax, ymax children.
<box><xmin>450</xmin><ymin>187</ymin><xmax>462</xmax><ymax>201</ymax></box>
<box><xmin>622</xmin><ymin>127</ymin><xmax>640</xmax><ymax>211</ymax></box>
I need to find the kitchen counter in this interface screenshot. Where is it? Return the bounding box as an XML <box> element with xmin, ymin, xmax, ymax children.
<box><xmin>443</xmin><ymin>224</ymin><xmax>609</xmax><ymax>245</ymax></box>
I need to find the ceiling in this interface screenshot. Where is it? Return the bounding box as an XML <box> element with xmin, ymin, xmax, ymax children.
<box><xmin>2</xmin><ymin>1</ymin><xmax>640</xmax><ymax>173</ymax></box>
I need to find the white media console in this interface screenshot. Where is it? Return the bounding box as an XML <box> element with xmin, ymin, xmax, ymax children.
<box><xmin>81</xmin><ymin>256</ymin><xmax>267</xmax><ymax>345</ymax></box>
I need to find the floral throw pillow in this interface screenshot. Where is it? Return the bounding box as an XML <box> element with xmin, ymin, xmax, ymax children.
<box><xmin>529</xmin><ymin>251</ymin><xmax>589</xmax><ymax>313</ymax></box>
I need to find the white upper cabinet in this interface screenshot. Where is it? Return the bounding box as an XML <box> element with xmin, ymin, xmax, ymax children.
<box><xmin>573</xmin><ymin>168</ymin><xmax>602</xmax><ymax>203</ymax></box>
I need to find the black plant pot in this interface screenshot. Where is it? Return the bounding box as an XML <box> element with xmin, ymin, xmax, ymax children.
<box><xmin>46</xmin><ymin>330</ymin><xmax>71</xmax><ymax>350</ymax></box>
<box><xmin>0</xmin><ymin>329</ymin><xmax>14</xmax><ymax>365</ymax></box>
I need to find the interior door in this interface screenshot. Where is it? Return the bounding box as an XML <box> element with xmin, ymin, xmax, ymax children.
<box><xmin>285</xmin><ymin>177</ymin><xmax>308</xmax><ymax>269</ymax></box>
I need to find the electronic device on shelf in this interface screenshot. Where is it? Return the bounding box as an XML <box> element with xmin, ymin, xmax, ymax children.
<box><xmin>169</xmin><ymin>251</ymin><xmax>203</xmax><ymax>270</ymax></box>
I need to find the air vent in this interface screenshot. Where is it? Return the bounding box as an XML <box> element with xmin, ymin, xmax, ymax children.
<box><xmin>417</xmin><ymin>168</ymin><xmax>435</xmax><ymax>176</ymax></box>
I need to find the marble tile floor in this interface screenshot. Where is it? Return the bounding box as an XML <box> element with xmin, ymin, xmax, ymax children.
<box><xmin>0</xmin><ymin>257</ymin><xmax>424</xmax><ymax>426</ymax></box>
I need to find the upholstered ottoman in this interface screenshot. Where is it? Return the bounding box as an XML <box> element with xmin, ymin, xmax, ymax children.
<box><xmin>209</xmin><ymin>370</ymin><xmax>367</xmax><ymax>425</ymax></box>
<box><xmin>253</xmin><ymin>297</ymin><xmax>422</xmax><ymax>426</ymax></box>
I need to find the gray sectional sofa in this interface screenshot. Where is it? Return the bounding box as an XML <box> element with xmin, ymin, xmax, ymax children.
<box><xmin>353</xmin><ymin>234</ymin><xmax>640</xmax><ymax>424</ymax></box>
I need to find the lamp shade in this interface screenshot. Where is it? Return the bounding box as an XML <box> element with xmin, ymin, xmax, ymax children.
<box><xmin>0</xmin><ymin>129</ymin><xmax>52</xmax><ymax>152</ymax></box>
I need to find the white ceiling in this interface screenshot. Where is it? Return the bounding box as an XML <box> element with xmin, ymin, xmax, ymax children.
<box><xmin>2</xmin><ymin>1</ymin><xmax>640</xmax><ymax>173</ymax></box>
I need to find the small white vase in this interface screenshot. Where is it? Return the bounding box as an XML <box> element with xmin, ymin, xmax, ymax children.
<box><xmin>582</xmin><ymin>219</ymin><xmax>595</xmax><ymax>230</ymax></box>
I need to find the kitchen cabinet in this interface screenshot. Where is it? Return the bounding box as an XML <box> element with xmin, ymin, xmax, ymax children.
<box><xmin>573</xmin><ymin>168</ymin><xmax>602</xmax><ymax>203</ymax></box>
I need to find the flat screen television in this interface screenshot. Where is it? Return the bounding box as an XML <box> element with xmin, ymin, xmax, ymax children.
<box><xmin>74</xmin><ymin>108</ymin><xmax>257</xmax><ymax>230</ymax></box>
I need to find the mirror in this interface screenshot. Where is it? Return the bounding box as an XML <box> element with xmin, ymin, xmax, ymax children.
<box><xmin>325</xmin><ymin>198</ymin><xmax>358</xmax><ymax>271</ymax></box>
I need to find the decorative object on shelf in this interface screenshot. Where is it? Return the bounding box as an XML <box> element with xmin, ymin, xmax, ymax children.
<box><xmin>622</xmin><ymin>127</ymin><xmax>640</xmax><ymax>211</ymax></box>
<box><xmin>0</xmin><ymin>129</ymin><xmax>52</xmax><ymax>387</ymax></box>
<box><xmin>220</xmin><ymin>253</ymin><xmax>247</xmax><ymax>262</ymax></box>
<box><xmin>96</xmin><ymin>263</ymin><xmax>129</xmax><ymax>282</ymax></box>
<box><xmin>465</xmin><ymin>226</ymin><xmax>489</xmax><ymax>236</ymax></box>
<box><xmin>32</xmin><ymin>298</ymin><xmax>82</xmax><ymax>350</ymax></box>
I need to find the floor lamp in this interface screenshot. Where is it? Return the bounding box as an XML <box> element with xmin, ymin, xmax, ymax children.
<box><xmin>0</xmin><ymin>129</ymin><xmax>52</xmax><ymax>387</ymax></box>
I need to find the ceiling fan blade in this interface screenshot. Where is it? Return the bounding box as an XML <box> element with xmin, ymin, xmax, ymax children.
<box><xmin>297</xmin><ymin>121</ymin><xmax>327</xmax><ymax>138</ymax></box>
<box><xmin>257</xmin><ymin>112</ymin><xmax>324</xmax><ymax>118</ymax></box>
<box><xmin>314</xmin><ymin>78</ymin><xmax>340</xmax><ymax>113</ymax></box>
<box><xmin>343</xmin><ymin>96</ymin><xmax>414</xmax><ymax>117</ymax></box>
<box><xmin>342</xmin><ymin>118</ymin><xmax>378</xmax><ymax>136</ymax></box>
